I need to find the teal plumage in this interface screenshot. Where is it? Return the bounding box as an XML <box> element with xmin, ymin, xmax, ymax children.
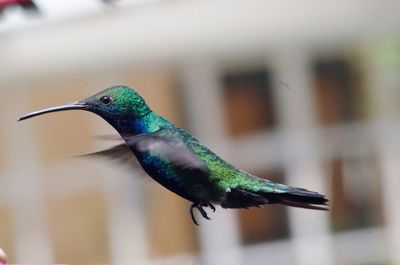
<box><xmin>19</xmin><ymin>85</ymin><xmax>328</xmax><ymax>225</ymax></box>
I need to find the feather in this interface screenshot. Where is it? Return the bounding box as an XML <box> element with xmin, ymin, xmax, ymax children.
<box><xmin>77</xmin><ymin>143</ymin><xmax>142</xmax><ymax>171</ymax></box>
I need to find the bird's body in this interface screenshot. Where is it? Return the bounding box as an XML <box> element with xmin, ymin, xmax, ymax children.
<box><xmin>19</xmin><ymin>85</ymin><xmax>328</xmax><ymax>224</ymax></box>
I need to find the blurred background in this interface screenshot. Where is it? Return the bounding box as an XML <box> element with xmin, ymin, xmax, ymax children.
<box><xmin>1</xmin><ymin>0</ymin><xmax>400</xmax><ymax>265</ymax></box>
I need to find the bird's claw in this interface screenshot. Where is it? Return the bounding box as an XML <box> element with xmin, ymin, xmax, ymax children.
<box><xmin>201</xmin><ymin>202</ymin><xmax>216</xmax><ymax>212</ymax></box>
<box><xmin>190</xmin><ymin>202</ymin><xmax>216</xmax><ymax>225</ymax></box>
<box><xmin>209</xmin><ymin>203</ymin><xmax>216</xmax><ymax>212</ymax></box>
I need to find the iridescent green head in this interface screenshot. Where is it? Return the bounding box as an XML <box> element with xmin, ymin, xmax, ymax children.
<box><xmin>84</xmin><ymin>85</ymin><xmax>152</xmax><ymax>119</ymax></box>
<box><xmin>18</xmin><ymin>85</ymin><xmax>153</xmax><ymax>131</ymax></box>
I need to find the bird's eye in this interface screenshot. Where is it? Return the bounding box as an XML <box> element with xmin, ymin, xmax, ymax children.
<box><xmin>100</xmin><ymin>96</ymin><xmax>113</xmax><ymax>105</ymax></box>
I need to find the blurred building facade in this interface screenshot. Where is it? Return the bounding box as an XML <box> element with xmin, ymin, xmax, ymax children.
<box><xmin>0</xmin><ymin>1</ymin><xmax>400</xmax><ymax>265</ymax></box>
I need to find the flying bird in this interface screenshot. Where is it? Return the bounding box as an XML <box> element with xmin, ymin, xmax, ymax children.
<box><xmin>19</xmin><ymin>85</ymin><xmax>328</xmax><ymax>225</ymax></box>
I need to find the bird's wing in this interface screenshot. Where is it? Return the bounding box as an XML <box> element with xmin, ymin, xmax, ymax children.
<box><xmin>78</xmin><ymin>143</ymin><xmax>142</xmax><ymax>170</ymax></box>
<box><xmin>93</xmin><ymin>134</ymin><xmax>125</xmax><ymax>141</ymax></box>
<box><xmin>78</xmin><ymin>132</ymin><xmax>210</xmax><ymax>181</ymax></box>
<box><xmin>126</xmin><ymin>133</ymin><xmax>210</xmax><ymax>180</ymax></box>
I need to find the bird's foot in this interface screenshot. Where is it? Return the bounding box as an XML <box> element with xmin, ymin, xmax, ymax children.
<box><xmin>203</xmin><ymin>202</ymin><xmax>216</xmax><ymax>212</ymax></box>
<box><xmin>190</xmin><ymin>202</ymin><xmax>216</xmax><ymax>225</ymax></box>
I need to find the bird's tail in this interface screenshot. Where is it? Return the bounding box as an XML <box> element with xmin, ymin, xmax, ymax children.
<box><xmin>263</xmin><ymin>186</ymin><xmax>328</xmax><ymax>210</ymax></box>
<box><xmin>221</xmin><ymin>183</ymin><xmax>328</xmax><ymax>210</ymax></box>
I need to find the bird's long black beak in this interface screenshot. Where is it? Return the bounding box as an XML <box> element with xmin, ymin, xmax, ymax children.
<box><xmin>18</xmin><ymin>101</ymin><xmax>88</xmax><ymax>121</ymax></box>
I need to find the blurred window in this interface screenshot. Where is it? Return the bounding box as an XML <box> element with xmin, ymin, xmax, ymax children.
<box><xmin>328</xmin><ymin>155</ymin><xmax>384</xmax><ymax>232</ymax></box>
<box><xmin>313</xmin><ymin>58</ymin><xmax>365</xmax><ymax>125</ymax></box>
<box><xmin>222</xmin><ymin>68</ymin><xmax>278</xmax><ymax>137</ymax></box>
<box><xmin>146</xmin><ymin>189</ymin><xmax>200</xmax><ymax>257</ymax></box>
<box><xmin>47</xmin><ymin>193</ymin><xmax>110</xmax><ymax>265</ymax></box>
<box><xmin>238</xmin><ymin>170</ymin><xmax>290</xmax><ymax>245</ymax></box>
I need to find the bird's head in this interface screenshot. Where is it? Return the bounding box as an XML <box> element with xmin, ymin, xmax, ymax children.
<box><xmin>18</xmin><ymin>85</ymin><xmax>152</xmax><ymax>131</ymax></box>
<box><xmin>83</xmin><ymin>85</ymin><xmax>152</xmax><ymax>119</ymax></box>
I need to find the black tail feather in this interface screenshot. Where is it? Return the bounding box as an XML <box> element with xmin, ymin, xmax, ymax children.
<box><xmin>263</xmin><ymin>188</ymin><xmax>329</xmax><ymax>211</ymax></box>
<box><xmin>221</xmin><ymin>187</ymin><xmax>328</xmax><ymax>210</ymax></box>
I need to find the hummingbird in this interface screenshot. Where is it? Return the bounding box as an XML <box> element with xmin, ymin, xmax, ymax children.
<box><xmin>19</xmin><ymin>85</ymin><xmax>328</xmax><ymax>225</ymax></box>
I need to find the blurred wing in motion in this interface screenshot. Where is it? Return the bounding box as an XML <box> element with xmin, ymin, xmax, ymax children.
<box><xmin>94</xmin><ymin>134</ymin><xmax>125</xmax><ymax>141</ymax></box>
<box><xmin>79</xmin><ymin>143</ymin><xmax>142</xmax><ymax>171</ymax></box>
<box><xmin>79</xmin><ymin>132</ymin><xmax>210</xmax><ymax>181</ymax></box>
<box><xmin>127</xmin><ymin>133</ymin><xmax>210</xmax><ymax>179</ymax></box>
